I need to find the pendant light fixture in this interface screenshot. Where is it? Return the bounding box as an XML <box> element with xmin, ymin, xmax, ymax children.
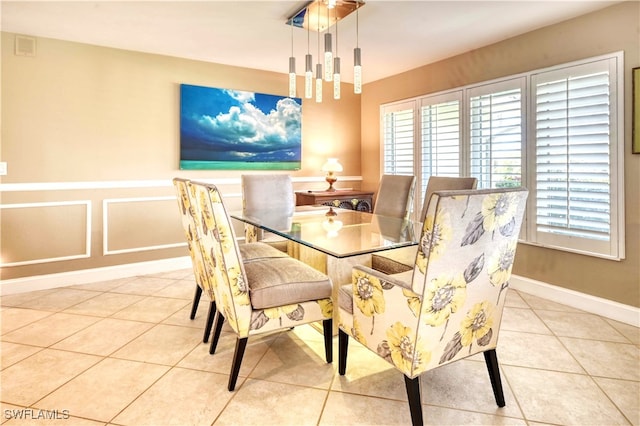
<box><xmin>315</xmin><ymin>8</ymin><xmax>323</xmax><ymax>103</ymax></box>
<box><xmin>304</xmin><ymin>21</ymin><xmax>313</xmax><ymax>99</ymax></box>
<box><xmin>353</xmin><ymin>0</ymin><xmax>362</xmax><ymax>94</ymax></box>
<box><xmin>333</xmin><ymin>9</ymin><xmax>341</xmax><ymax>100</ymax></box>
<box><xmin>288</xmin><ymin>20</ymin><xmax>296</xmax><ymax>98</ymax></box>
<box><xmin>287</xmin><ymin>1</ymin><xmax>364</xmax><ymax>103</ymax></box>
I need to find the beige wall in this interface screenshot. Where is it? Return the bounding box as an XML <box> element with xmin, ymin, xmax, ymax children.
<box><xmin>0</xmin><ymin>33</ymin><xmax>361</xmax><ymax>280</ymax></box>
<box><xmin>360</xmin><ymin>1</ymin><xmax>640</xmax><ymax>307</ymax></box>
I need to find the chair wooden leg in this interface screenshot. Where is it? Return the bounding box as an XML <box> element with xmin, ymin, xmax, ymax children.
<box><xmin>404</xmin><ymin>375</ymin><xmax>423</xmax><ymax>426</ymax></box>
<box><xmin>338</xmin><ymin>329</ymin><xmax>349</xmax><ymax>375</ymax></box>
<box><xmin>190</xmin><ymin>285</ymin><xmax>202</xmax><ymax>320</ymax></box>
<box><xmin>484</xmin><ymin>349</ymin><xmax>506</xmax><ymax>407</ymax></box>
<box><xmin>209</xmin><ymin>311</ymin><xmax>225</xmax><ymax>355</ymax></box>
<box><xmin>228</xmin><ymin>337</ymin><xmax>248</xmax><ymax>391</ymax></box>
<box><xmin>322</xmin><ymin>319</ymin><xmax>333</xmax><ymax>363</ymax></box>
<box><xmin>203</xmin><ymin>300</ymin><xmax>216</xmax><ymax>343</ymax></box>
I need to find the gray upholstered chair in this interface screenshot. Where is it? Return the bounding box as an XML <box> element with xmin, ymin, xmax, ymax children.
<box><xmin>173</xmin><ymin>177</ymin><xmax>288</xmax><ymax>343</ymax></box>
<box><xmin>241</xmin><ymin>174</ymin><xmax>294</xmax><ymax>252</ymax></box>
<box><xmin>372</xmin><ymin>176</ymin><xmax>478</xmax><ymax>275</ymax></box>
<box><xmin>338</xmin><ymin>187</ymin><xmax>529</xmax><ymax>426</ymax></box>
<box><xmin>373</xmin><ymin>174</ymin><xmax>416</xmax><ymax>220</ymax></box>
<box><xmin>191</xmin><ymin>180</ymin><xmax>334</xmax><ymax>391</ymax></box>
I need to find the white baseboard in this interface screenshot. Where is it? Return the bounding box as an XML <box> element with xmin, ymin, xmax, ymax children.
<box><xmin>510</xmin><ymin>274</ymin><xmax>640</xmax><ymax>327</ymax></box>
<box><xmin>0</xmin><ymin>256</ymin><xmax>192</xmax><ymax>295</ymax></box>
<box><xmin>2</xmin><ymin>260</ymin><xmax>638</xmax><ymax>328</ymax></box>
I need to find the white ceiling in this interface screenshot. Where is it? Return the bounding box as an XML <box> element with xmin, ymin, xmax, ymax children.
<box><xmin>0</xmin><ymin>0</ymin><xmax>621</xmax><ymax>84</ymax></box>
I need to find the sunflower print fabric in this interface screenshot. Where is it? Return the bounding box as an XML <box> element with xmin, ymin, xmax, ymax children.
<box><xmin>338</xmin><ymin>187</ymin><xmax>528</xmax><ymax>377</ymax></box>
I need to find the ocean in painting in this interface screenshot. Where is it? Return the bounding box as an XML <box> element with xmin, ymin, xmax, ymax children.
<box><xmin>180</xmin><ymin>84</ymin><xmax>302</xmax><ymax>170</ymax></box>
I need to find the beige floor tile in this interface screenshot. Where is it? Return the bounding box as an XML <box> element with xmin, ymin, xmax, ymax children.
<box><xmin>594</xmin><ymin>377</ymin><xmax>640</xmax><ymax>426</ymax></box>
<box><xmin>560</xmin><ymin>337</ymin><xmax>640</xmax><ymax>380</ymax></box>
<box><xmin>1</xmin><ymin>290</ymin><xmax>57</xmax><ymax>307</ymax></box>
<box><xmin>161</xmin><ymin>302</ymin><xmax>209</xmax><ymax>330</ymax></box>
<box><xmin>497</xmin><ymin>330</ymin><xmax>585</xmax><ymax>373</ymax></box>
<box><xmin>2</xmin><ymin>312</ymin><xmax>100</xmax><ymax>347</ymax></box>
<box><xmin>154</xmin><ymin>279</ymin><xmax>196</xmax><ymax>300</ymax></box>
<box><xmin>500</xmin><ymin>307</ymin><xmax>552</xmax><ymax>334</ymax></box>
<box><xmin>112</xmin><ymin>367</ymin><xmax>233</xmax><ymax>426</ymax></box>
<box><xmin>110</xmin><ymin>296</ymin><xmax>189</xmax><ymax>323</ymax></box>
<box><xmin>62</xmin><ymin>292</ymin><xmax>145</xmax><ymax>317</ymax></box>
<box><xmin>421</xmin><ymin>359</ymin><xmax>523</xmax><ymax>419</ymax></box>
<box><xmin>16</xmin><ymin>289</ymin><xmax>100</xmax><ymax>312</ymax></box>
<box><xmin>111</xmin><ymin>324</ymin><xmax>202</xmax><ymax>365</ymax></box>
<box><xmin>110</xmin><ymin>277</ymin><xmax>175</xmax><ymax>296</ymax></box>
<box><xmin>423</xmin><ymin>405</ymin><xmax>527</xmax><ymax>425</ymax></box>
<box><xmin>332</xmin><ymin>344</ymin><xmax>407</xmax><ymax>401</ymax></box>
<box><xmin>503</xmin><ymin>365</ymin><xmax>629</xmax><ymax>425</ymax></box>
<box><xmin>320</xmin><ymin>391</ymin><xmax>413</xmax><ymax>425</ymax></box>
<box><xmin>3</xmin><ymin>413</ymin><xmax>105</xmax><ymax>426</ymax></box>
<box><xmin>0</xmin><ymin>348</ymin><xmax>101</xmax><ymax>406</ymax></box>
<box><xmin>178</xmin><ymin>332</ymin><xmax>275</xmax><ymax>377</ymax></box>
<box><xmin>70</xmin><ymin>276</ymin><xmax>138</xmax><ymax>292</ymax></box>
<box><xmin>214</xmin><ymin>378</ymin><xmax>327</xmax><ymax>425</ymax></box>
<box><xmin>34</xmin><ymin>358</ymin><xmax>169</xmax><ymax>423</ymax></box>
<box><xmin>518</xmin><ymin>292</ymin><xmax>585</xmax><ymax>313</ymax></box>
<box><xmin>536</xmin><ymin>310</ymin><xmax>630</xmax><ymax>342</ymax></box>
<box><xmin>504</xmin><ymin>290</ymin><xmax>529</xmax><ymax>309</ymax></box>
<box><xmin>1</xmin><ymin>308</ymin><xmax>53</xmax><ymax>335</ymax></box>
<box><xmin>1</xmin><ymin>342</ymin><xmax>42</xmax><ymax>369</ymax></box>
<box><xmin>249</xmin><ymin>332</ymin><xmax>336</xmax><ymax>389</ymax></box>
<box><xmin>52</xmin><ymin>318</ymin><xmax>154</xmax><ymax>356</ymax></box>
<box><xmin>605</xmin><ymin>318</ymin><xmax>640</xmax><ymax>345</ymax></box>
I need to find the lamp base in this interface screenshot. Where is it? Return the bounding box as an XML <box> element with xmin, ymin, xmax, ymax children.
<box><xmin>325</xmin><ymin>176</ymin><xmax>337</xmax><ymax>192</ymax></box>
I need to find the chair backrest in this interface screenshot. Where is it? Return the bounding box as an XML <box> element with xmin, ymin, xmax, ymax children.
<box><xmin>410</xmin><ymin>187</ymin><xmax>527</xmax><ymax>372</ymax></box>
<box><xmin>190</xmin><ymin>180</ymin><xmax>253</xmax><ymax>336</ymax></box>
<box><xmin>242</xmin><ymin>174</ymin><xmax>294</xmax><ymax>215</ymax></box>
<box><xmin>372</xmin><ymin>174</ymin><xmax>416</xmax><ymax>220</ymax></box>
<box><xmin>172</xmin><ymin>177</ymin><xmax>214</xmax><ymax>299</ymax></box>
<box><xmin>419</xmin><ymin>176</ymin><xmax>478</xmax><ymax>222</ymax></box>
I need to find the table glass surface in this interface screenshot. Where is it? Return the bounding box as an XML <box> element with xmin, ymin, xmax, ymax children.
<box><xmin>231</xmin><ymin>206</ymin><xmax>420</xmax><ymax>259</ymax></box>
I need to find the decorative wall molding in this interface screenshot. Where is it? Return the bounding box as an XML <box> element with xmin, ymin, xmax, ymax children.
<box><xmin>0</xmin><ymin>176</ymin><xmax>363</xmax><ymax>192</ymax></box>
<box><xmin>0</xmin><ymin>200</ymin><xmax>92</xmax><ymax>267</ymax></box>
<box><xmin>510</xmin><ymin>274</ymin><xmax>639</xmax><ymax>327</ymax></box>
<box><xmin>102</xmin><ymin>196</ymin><xmax>184</xmax><ymax>256</ymax></box>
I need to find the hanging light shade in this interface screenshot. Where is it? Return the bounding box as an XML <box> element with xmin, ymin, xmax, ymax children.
<box><xmin>304</xmin><ymin>23</ymin><xmax>313</xmax><ymax>99</ymax></box>
<box><xmin>354</xmin><ymin>1</ymin><xmax>362</xmax><ymax>94</ymax></box>
<box><xmin>333</xmin><ymin>14</ymin><xmax>340</xmax><ymax>99</ymax></box>
<box><xmin>315</xmin><ymin>63</ymin><xmax>323</xmax><ymax>103</ymax></box>
<box><xmin>288</xmin><ymin>21</ymin><xmax>296</xmax><ymax>97</ymax></box>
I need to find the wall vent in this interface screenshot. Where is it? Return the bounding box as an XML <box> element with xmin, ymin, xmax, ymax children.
<box><xmin>15</xmin><ymin>35</ymin><xmax>36</xmax><ymax>57</ymax></box>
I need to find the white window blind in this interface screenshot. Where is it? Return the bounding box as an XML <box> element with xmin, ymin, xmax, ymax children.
<box><xmin>531</xmin><ymin>57</ymin><xmax>623</xmax><ymax>258</ymax></box>
<box><xmin>469</xmin><ymin>79</ymin><xmax>524</xmax><ymax>189</ymax></box>
<box><xmin>382</xmin><ymin>102</ymin><xmax>415</xmax><ymax>176</ymax></box>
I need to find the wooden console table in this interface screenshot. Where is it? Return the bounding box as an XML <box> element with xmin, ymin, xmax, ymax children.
<box><xmin>295</xmin><ymin>189</ymin><xmax>374</xmax><ymax>212</ymax></box>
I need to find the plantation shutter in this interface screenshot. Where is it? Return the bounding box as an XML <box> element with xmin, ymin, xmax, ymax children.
<box><xmin>468</xmin><ymin>79</ymin><xmax>525</xmax><ymax>189</ymax></box>
<box><xmin>382</xmin><ymin>102</ymin><xmax>415</xmax><ymax>176</ymax></box>
<box><xmin>531</xmin><ymin>57</ymin><xmax>622</xmax><ymax>258</ymax></box>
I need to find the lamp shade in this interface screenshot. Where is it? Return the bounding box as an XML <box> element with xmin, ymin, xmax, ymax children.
<box><xmin>321</xmin><ymin>158</ymin><xmax>343</xmax><ymax>172</ymax></box>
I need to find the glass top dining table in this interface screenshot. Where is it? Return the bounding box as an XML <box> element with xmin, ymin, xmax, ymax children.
<box><xmin>230</xmin><ymin>205</ymin><xmax>420</xmax><ymax>259</ymax></box>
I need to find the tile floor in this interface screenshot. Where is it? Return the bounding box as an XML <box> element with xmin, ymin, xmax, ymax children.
<box><xmin>1</xmin><ymin>269</ymin><xmax>638</xmax><ymax>425</ymax></box>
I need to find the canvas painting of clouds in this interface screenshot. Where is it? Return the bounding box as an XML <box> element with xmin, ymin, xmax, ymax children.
<box><xmin>179</xmin><ymin>84</ymin><xmax>302</xmax><ymax>170</ymax></box>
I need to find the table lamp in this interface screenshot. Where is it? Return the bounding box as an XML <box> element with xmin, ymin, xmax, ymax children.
<box><xmin>321</xmin><ymin>158</ymin><xmax>343</xmax><ymax>192</ymax></box>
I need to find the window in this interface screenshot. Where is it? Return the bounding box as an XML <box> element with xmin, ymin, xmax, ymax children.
<box><xmin>381</xmin><ymin>53</ymin><xmax>624</xmax><ymax>260</ymax></box>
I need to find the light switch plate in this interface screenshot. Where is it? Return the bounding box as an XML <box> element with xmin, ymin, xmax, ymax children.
<box><xmin>0</xmin><ymin>162</ymin><xmax>7</xmax><ymax>176</ymax></box>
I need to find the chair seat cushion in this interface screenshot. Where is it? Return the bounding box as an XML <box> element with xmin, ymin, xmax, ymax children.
<box><xmin>239</xmin><ymin>242</ymin><xmax>289</xmax><ymax>262</ymax></box>
<box><xmin>371</xmin><ymin>246</ymin><xmax>416</xmax><ymax>275</ymax></box>
<box><xmin>245</xmin><ymin>257</ymin><xmax>332</xmax><ymax>309</ymax></box>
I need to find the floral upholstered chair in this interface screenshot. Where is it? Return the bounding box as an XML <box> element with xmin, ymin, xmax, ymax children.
<box><xmin>372</xmin><ymin>176</ymin><xmax>478</xmax><ymax>275</ymax></box>
<box><xmin>173</xmin><ymin>178</ymin><xmax>288</xmax><ymax>343</ymax></box>
<box><xmin>338</xmin><ymin>187</ymin><xmax>528</xmax><ymax>425</ymax></box>
<box><xmin>190</xmin><ymin>180</ymin><xmax>334</xmax><ymax>391</ymax></box>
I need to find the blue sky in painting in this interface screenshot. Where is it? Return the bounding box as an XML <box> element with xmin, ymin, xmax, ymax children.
<box><xmin>180</xmin><ymin>84</ymin><xmax>302</xmax><ymax>163</ymax></box>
